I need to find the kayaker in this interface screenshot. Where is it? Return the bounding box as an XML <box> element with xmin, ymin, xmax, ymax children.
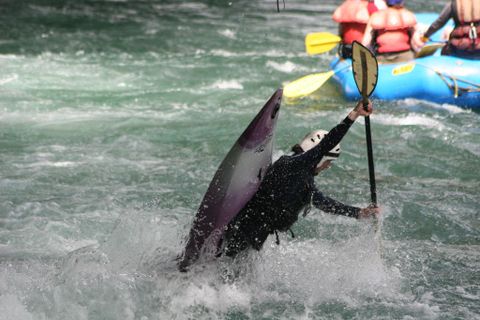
<box><xmin>421</xmin><ymin>0</ymin><xmax>480</xmax><ymax>60</ymax></box>
<box><xmin>222</xmin><ymin>100</ymin><xmax>380</xmax><ymax>257</ymax></box>
<box><xmin>361</xmin><ymin>0</ymin><xmax>421</xmax><ymax>63</ymax></box>
<box><xmin>332</xmin><ymin>0</ymin><xmax>387</xmax><ymax>58</ymax></box>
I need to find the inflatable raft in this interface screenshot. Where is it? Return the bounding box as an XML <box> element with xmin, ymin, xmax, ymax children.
<box><xmin>330</xmin><ymin>13</ymin><xmax>480</xmax><ymax>109</ymax></box>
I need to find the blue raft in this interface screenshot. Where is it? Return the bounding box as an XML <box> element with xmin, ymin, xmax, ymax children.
<box><xmin>329</xmin><ymin>13</ymin><xmax>480</xmax><ymax>109</ymax></box>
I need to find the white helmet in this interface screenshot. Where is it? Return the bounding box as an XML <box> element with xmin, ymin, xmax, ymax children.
<box><xmin>298</xmin><ymin>130</ymin><xmax>341</xmax><ymax>166</ymax></box>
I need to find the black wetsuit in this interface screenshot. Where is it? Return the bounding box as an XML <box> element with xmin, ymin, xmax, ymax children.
<box><xmin>223</xmin><ymin>116</ymin><xmax>360</xmax><ymax>257</ymax></box>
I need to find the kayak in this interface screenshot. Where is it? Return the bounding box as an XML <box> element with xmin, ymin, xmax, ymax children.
<box><xmin>178</xmin><ymin>90</ymin><xmax>282</xmax><ymax>271</ymax></box>
<box><xmin>329</xmin><ymin>13</ymin><xmax>480</xmax><ymax>109</ymax></box>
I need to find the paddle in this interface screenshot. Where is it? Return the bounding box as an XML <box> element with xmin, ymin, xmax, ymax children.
<box><xmin>282</xmin><ymin>31</ymin><xmax>341</xmax><ymax>98</ymax></box>
<box><xmin>351</xmin><ymin>41</ymin><xmax>378</xmax><ymax>207</ymax></box>
<box><xmin>283</xmin><ymin>71</ymin><xmax>335</xmax><ymax>98</ymax></box>
<box><xmin>416</xmin><ymin>42</ymin><xmax>446</xmax><ymax>59</ymax></box>
<box><xmin>305</xmin><ymin>32</ymin><xmax>341</xmax><ymax>55</ymax></box>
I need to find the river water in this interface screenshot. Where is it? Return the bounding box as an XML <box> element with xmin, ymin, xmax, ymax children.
<box><xmin>0</xmin><ymin>0</ymin><xmax>479</xmax><ymax>319</ymax></box>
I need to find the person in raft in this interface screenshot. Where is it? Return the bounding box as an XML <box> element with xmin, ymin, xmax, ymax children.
<box><xmin>333</xmin><ymin>0</ymin><xmax>387</xmax><ymax>58</ymax></box>
<box><xmin>222</xmin><ymin>100</ymin><xmax>380</xmax><ymax>257</ymax></box>
<box><xmin>420</xmin><ymin>0</ymin><xmax>480</xmax><ymax>60</ymax></box>
<box><xmin>361</xmin><ymin>0</ymin><xmax>423</xmax><ymax>63</ymax></box>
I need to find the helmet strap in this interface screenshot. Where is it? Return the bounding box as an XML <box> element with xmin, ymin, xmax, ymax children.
<box><xmin>325</xmin><ymin>152</ymin><xmax>340</xmax><ymax>158</ymax></box>
<box><xmin>291</xmin><ymin>144</ymin><xmax>304</xmax><ymax>154</ymax></box>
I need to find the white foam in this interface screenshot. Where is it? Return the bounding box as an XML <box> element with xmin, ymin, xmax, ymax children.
<box><xmin>403</xmin><ymin>98</ymin><xmax>468</xmax><ymax>114</ymax></box>
<box><xmin>375</xmin><ymin>113</ymin><xmax>446</xmax><ymax>130</ymax></box>
<box><xmin>210</xmin><ymin>49</ymin><xmax>238</xmax><ymax>57</ymax></box>
<box><xmin>170</xmin><ymin>281</ymin><xmax>251</xmax><ymax>312</ymax></box>
<box><xmin>0</xmin><ymin>107</ymin><xmax>187</xmax><ymax>124</ymax></box>
<box><xmin>0</xmin><ymin>53</ymin><xmax>19</xmax><ymax>60</ymax></box>
<box><xmin>218</xmin><ymin>29</ymin><xmax>236</xmax><ymax>39</ymax></box>
<box><xmin>0</xmin><ymin>294</ymin><xmax>34</xmax><ymax>320</ymax></box>
<box><xmin>15</xmin><ymin>160</ymin><xmax>81</xmax><ymax>169</ymax></box>
<box><xmin>0</xmin><ymin>74</ymin><xmax>18</xmax><ymax>85</ymax></box>
<box><xmin>266</xmin><ymin>61</ymin><xmax>297</xmax><ymax>73</ymax></box>
<box><xmin>254</xmin><ymin>233</ymin><xmax>399</xmax><ymax>303</ymax></box>
<box><xmin>210</xmin><ymin>49</ymin><xmax>300</xmax><ymax>58</ymax></box>
<box><xmin>429</xmin><ymin>103</ymin><xmax>468</xmax><ymax>114</ymax></box>
<box><xmin>52</xmin><ymin>161</ymin><xmax>78</xmax><ymax>168</ymax></box>
<box><xmin>207</xmin><ymin>80</ymin><xmax>243</xmax><ymax>90</ymax></box>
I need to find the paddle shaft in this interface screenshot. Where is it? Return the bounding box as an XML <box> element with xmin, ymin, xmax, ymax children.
<box><xmin>363</xmin><ymin>111</ymin><xmax>377</xmax><ymax>205</ymax></box>
<box><xmin>360</xmin><ymin>51</ymin><xmax>377</xmax><ymax>206</ymax></box>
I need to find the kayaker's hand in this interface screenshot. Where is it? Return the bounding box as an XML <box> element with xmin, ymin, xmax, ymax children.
<box><xmin>358</xmin><ymin>205</ymin><xmax>380</xmax><ymax>219</ymax></box>
<box><xmin>357</xmin><ymin>100</ymin><xmax>373</xmax><ymax>116</ymax></box>
<box><xmin>349</xmin><ymin>100</ymin><xmax>373</xmax><ymax>121</ymax></box>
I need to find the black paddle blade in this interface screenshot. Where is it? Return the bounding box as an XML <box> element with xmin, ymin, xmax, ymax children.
<box><xmin>352</xmin><ymin>41</ymin><xmax>378</xmax><ymax>99</ymax></box>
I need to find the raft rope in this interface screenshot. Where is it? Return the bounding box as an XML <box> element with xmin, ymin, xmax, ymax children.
<box><xmin>436</xmin><ymin>72</ymin><xmax>460</xmax><ymax>98</ymax></box>
<box><xmin>435</xmin><ymin>71</ymin><xmax>480</xmax><ymax>98</ymax></box>
<box><xmin>418</xmin><ymin>63</ymin><xmax>480</xmax><ymax>98</ymax></box>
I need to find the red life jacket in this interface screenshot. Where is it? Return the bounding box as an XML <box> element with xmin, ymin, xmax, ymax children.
<box><xmin>339</xmin><ymin>23</ymin><xmax>368</xmax><ymax>44</ymax></box>
<box><xmin>367</xmin><ymin>2</ymin><xmax>379</xmax><ymax>15</ymax></box>
<box><xmin>333</xmin><ymin>0</ymin><xmax>371</xmax><ymax>44</ymax></box>
<box><xmin>450</xmin><ymin>0</ymin><xmax>480</xmax><ymax>51</ymax></box>
<box><xmin>370</xmin><ymin>7</ymin><xmax>417</xmax><ymax>54</ymax></box>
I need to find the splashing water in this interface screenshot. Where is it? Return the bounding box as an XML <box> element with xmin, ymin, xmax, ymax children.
<box><xmin>0</xmin><ymin>0</ymin><xmax>479</xmax><ymax>319</ymax></box>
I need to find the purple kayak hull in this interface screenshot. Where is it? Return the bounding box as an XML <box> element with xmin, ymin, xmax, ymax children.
<box><xmin>178</xmin><ymin>89</ymin><xmax>282</xmax><ymax>271</ymax></box>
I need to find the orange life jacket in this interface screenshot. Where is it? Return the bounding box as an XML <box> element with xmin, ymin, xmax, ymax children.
<box><xmin>333</xmin><ymin>0</ymin><xmax>371</xmax><ymax>44</ymax></box>
<box><xmin>369</xmin><ymin>7</ymin><xmax>417</xmax><ymax>54</ymax></box>
<box><xmin>450</xmin><ymin>0</ymin><xmax>480</xmax><ymax>51</ymax></box>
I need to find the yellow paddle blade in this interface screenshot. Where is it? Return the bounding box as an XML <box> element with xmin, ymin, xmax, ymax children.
<box><xmin>305</xmin><ymin>32</ymin><xmax>342</xmax><ymax>55</ymax></box>
<box><xmin>416</xmin><ymin>43</ymin><xmax>445</xmax><ymax>58</ymax></box>
<box><xmin>283</xmin><ymin>71</ymin><xmax>335</xmax><ymax>98</ymax></box>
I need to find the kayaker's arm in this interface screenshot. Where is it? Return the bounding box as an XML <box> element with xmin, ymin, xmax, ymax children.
<box><xmin>311</xmin><ymin>187</ymin><xmax>381</xmax><ymax>220</ymax></box>
<box><xmin>311</xmin><ymin>188</ymin><xmax>360</xmax><ymax>218</ymax></box>
<box><xmin>299</xmin><ymin>101</ymin><xmax>372</xmax><ymax>166</ymax></box>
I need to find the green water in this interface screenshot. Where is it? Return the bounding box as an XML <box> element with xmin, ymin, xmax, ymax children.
<box><xmin>0</xmin><ymin>0</ymin><xmax>479</xmax><ymax>319</ymax></box>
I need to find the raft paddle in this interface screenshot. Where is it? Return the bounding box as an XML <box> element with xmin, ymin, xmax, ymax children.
<box><xmin>283</xmin><ymin>71</ymin><xmax>335</xmax><ymax>98</ymax></box>
<box><xmin>305</xmin><ymin>32</ymin><xmax>341</xmax><ymax>55</ymax></box>
<box><xmin>283</xmin><ymin>32</ymin><xmax>341</xmax><ymax>98</ymax></box>
<box><xmin>416</xmin><ymin>42</ymin><xmax>446</xmax><ymax>59</ymax></box>
<box><xmin>351</xmin><ymin>41</ymin><xmax>378</xmax><ymax>206</ymax></box>
<box><xmin>283</xmin><ymin>64</ymin><xmax>352</xmax><ymax>99</ymax></box>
